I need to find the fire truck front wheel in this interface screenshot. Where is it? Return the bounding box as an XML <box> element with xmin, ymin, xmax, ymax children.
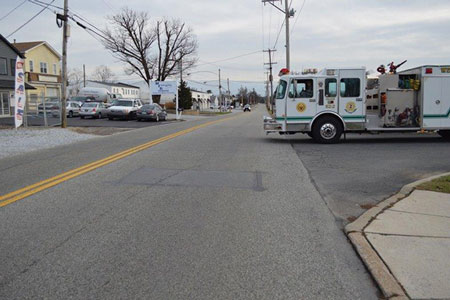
<box><xmin>312</xmin><ymin>116</ymin><xmax>343</xmax><ymax>144</ymax></box>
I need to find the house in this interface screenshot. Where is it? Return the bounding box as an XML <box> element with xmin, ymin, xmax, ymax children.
<box><xmin>12</xmin><ymin>40</ymin><xmax>61</xmax><ymax>112</ymax></box>
<box><xmin>191</xmin><ymin>89</ymin><xmax>212</xmax><ymax>110</ymax></box>
<box><xmin>84</xmin><ymin>80</ymin><xmax>140</xmax><ymax>99</ymax></box>
<box><xmin>0</xmin><ymin>35</ymin><xmax>35</xmax><ymax>118</ymax></box>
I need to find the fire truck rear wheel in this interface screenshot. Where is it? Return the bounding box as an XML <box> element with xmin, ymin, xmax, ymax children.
<box><xmin>312</xmin><ymin>116</ymin><xmax>343</xmax><ymax>144</ymax></box>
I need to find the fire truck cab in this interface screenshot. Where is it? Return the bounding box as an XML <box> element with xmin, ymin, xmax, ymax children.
<box><xmin>263</xmin><ymin>65</ymin><xmax>450</xmax><ymax>143</ymax></box>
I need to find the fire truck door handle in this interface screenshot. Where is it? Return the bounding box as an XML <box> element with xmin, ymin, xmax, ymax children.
<box><xmin>309</xmin><ymin>99</ymin><xmax>316</xmax><ymax>102</ymax></box>
<box><xmin>356</xmin><ymin>97</ymin><xmax>363</xmax><ymax>101</ymax></box>
<box><xmin>435</xmin><ymin>100</ymin><xmax>440</xmax><ymax>104</ymax></box>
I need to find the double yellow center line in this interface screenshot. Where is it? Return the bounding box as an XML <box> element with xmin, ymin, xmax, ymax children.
<box><xmin>0</xmin><ymin>116</ymin><xmax>235</xmax><ymax>208</ymax></box>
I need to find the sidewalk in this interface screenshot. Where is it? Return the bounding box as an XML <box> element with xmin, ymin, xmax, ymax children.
<box><xmin>346</xmin><ymin>174</ymin><xmax>450</xmax><ymax>299</ymax></box>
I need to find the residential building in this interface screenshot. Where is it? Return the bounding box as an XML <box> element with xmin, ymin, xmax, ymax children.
<box><xmin>12</xmin><ymin>41</ymin><xmax>61</xmax><ymax>112</ymax></box>
<box><xmin>0</xmin><ymin>35</ymin><xmax>35</xmax><ymax>118</ymax></box>
<box><xmin>191</xmin><ymin>89</ymin><xmax>213</xmax><ymax>110</ymax></box>
<box><xmin>85</xmin><ymin>80</ymin><xmax>140</xmax><ymax>99</ymax></box>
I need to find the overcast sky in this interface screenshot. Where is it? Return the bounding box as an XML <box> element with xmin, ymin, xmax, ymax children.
<box><xmin>2</xmin><ymin>0</ymin><xmax>450</xmax><ymax>95</ymax></box>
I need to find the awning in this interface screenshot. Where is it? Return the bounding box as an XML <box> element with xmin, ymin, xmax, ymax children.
<box><xmin>0</xmin><ymin>79</ymin><xmax>36</xmax><ymax>90</ymax></box>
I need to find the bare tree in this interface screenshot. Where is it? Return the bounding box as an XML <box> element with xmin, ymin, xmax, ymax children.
<box><xmin>92</xmin><ymin>65</ymin><xmax>115</xmax><ymax>82</ymax></box>
<box><xmin>152</xmin><ymin>18</ymin><xmax>198</xmax><ymax>81</ymax></box>
<box><xmin>102</xmin><ymin>8</ymin><xmax>198</xmax><ymax>83</ymax></box>
<box><xmin>68</xmin><ymin>67</ymin><xmax>83</xmax><ymax>96</ymax></box>
<box><xmin>103</xmin><ymin>8</ymin><xmax>156</xmax><ymax>83</ymax></box>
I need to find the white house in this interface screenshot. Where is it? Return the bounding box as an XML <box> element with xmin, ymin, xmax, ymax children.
<box><xmin>85</xmin><ymin>80</ymin><xmax>140</xmax><ymax>99</ymax></box>
<box><xmin>191</xmin><ymin>89</ymin><xmax>213</xmax><ymax>110</ymax></box>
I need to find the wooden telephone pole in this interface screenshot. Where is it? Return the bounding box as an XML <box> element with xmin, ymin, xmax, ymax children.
<box><xmin>61</xmin><ymin>0</ymin><xmax>69</xmax><ymax>128</ymax></box>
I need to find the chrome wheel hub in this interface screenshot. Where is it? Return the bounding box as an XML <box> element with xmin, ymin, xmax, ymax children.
<box><xmin>320</xmin><ymin>123</ymin><xmax>336</xmax><ymax>139</ymax></box>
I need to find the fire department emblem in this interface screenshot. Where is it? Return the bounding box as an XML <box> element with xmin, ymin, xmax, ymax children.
<box><xmin>296</xmin><ymin>102</ymin><xmax>306</xmax><ymax>113</ymax></box>
<box><xmin>345</xmin><ymin>101</ymin><xmax>357</xmax><ymax>113</ymax></box>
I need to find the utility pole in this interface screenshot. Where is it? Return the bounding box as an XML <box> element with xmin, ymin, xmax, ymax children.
<box><xmin>284</xmin><ymin>0</ymin><xmax>290</xmax><ymax>70</ymax></box>
<box><xmin>264</xmin><ymin>49</ymin><xmax>277</xmax><ymax>112</ymax></box>
<box><xmin>262</xmin><ymin>0</ymin><xmax>294</xmax><ymax>69</ymax></box>
<box><xmin>61</xmin><ymin>0</ymin><xmax>69</xmax><ymax>128</ymax></box>
<box><xmin>83</xmin><ymin>64</ymin><xmax>86</xmax><ymax>87</ymax></box>
<box><xmin>218</xmin><ymin>68</ymin><xmax>222</xmax><ymax>110</ymax></box>
<box><xmin>227</xmin><ymin>78</ymin><xmax>230</xmax><ymax>107</ymax></box>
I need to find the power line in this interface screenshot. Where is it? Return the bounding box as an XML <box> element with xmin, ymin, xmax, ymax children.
<box><xmin>196</xmin><ymin>50</ymin><xmax>261</xmax><ymax>67</ymax></box>
<box><xmin>6</xmin><ymin>0</ymin><xmax>56</xmax><ymax>38</ymax></box>
<box><xmin>27</xmin><ymin>0</ymin><xmax>58</xmax><ymax>14</ymax></box>
<box><xmin>290</xmin><ymin>0</ymin><xmax>307</xmax><ymax>35</ymax></box>
<box><xmin>30</xmin><ymin>0</ymin><xmax>63</xmax><ymax>10</ymax></box>
<box><xmin>0</xmin><ymin>0</ymin><xmax>28</xmax><ymax>22</ymax></box>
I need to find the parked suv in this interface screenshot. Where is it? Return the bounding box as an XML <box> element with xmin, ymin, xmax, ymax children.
<box><xmin>107</xmin><ymin>99</ymin><xmax>143</xmax><ymax>120</ymax></box>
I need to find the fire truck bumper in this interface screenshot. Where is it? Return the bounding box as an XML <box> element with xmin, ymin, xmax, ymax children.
<box><xmin>263</xmin><ymin>116</ymin><xmax>283</xmax><ymax>134</ymax></box>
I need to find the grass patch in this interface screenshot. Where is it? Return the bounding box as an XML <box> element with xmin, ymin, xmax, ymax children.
<box><xmin>416</xmin><ymin>175</ymin><xmax>450</xmax><ymax>194</ymax></box>
<box><xmin>199</xmin><ymin>111</ymin><xmax>231</xmax><ymax>115</ymax></box>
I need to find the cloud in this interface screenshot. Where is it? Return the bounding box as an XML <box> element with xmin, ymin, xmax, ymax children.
<box><xmin>1</xmin><ymin>0</ymin><xmax>450</xmax><ymax>95</ymax></box>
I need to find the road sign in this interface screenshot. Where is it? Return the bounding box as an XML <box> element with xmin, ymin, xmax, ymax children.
<box><xmin>151</xmin><ymin>81</ymin><xmax>177</xmax><ymax>95</ymax></box>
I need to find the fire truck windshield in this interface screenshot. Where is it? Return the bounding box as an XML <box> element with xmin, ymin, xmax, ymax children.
<box><xmin>275</xmin><ymin>80</ymin><xmax>287</xmax><ymax>99</ymax></box>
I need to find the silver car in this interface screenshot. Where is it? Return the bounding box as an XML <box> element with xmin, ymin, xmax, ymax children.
<box><xmin>80</xmin><ymin>102</ymin><xmax>108</xmax><ymax>119</ymax></box>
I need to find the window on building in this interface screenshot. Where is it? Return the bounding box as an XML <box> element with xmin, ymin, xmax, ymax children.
<box><xmin>0</xmin><ymin>58</ymin><xmax>7</xmax><ymax>75</ymax></box>
<box><xmin>29</xmin><ymin>60</ymin><xmax>34</xmax><ymax>72</ymax></box>
<box><xmin>10</xmin><ymin>59</ymin><xmax>16</xmax><ymax>76</ymax></box>
<box><xmin>340</xmin><ymin>78</ymin><xmax>360</xmax><ymax>97</ymax></box>
<box><xmin>53</xmin><ymin>63</ymin><xmax>57</xmax><ymax>75</ymax></box>
<box><xmin>40</xmin><ymin>62</ymin><xmax>48</xmax><ymax>74</ymax></box>
<box><xmin>325</xmin><ymin>78</ymin><xmax>337</xmax><ymax>97</ymax></box>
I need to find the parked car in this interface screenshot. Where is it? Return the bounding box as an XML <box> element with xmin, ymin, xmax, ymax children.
<box><xmin>136</xmin><ymin>104</ymin><xmax>167</xmax><ymax>122</ymax></box>
<box><xmin>243</xmin><ymin>104</ymin><xmax>251</xmax><ymax>112</ymax></box>
<box><xmin>80</xmin><ymin>102</ymin><xmax>108</xmax><ymax>119</ymax></box>
<box><xmin>107</xmin><ymin>99</ymin><xmax>143</xmax><ymax>120</ymax></box>
<box><xmin>66</xmin><ymin>101</ymin><xmax>81</xmax><ymax>117</ymax></box>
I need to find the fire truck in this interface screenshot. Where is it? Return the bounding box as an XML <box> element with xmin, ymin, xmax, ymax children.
<box><xmin>263</xmin><ymin>65</ymin><xmax>450</xmax><ymax>143</ymax></box>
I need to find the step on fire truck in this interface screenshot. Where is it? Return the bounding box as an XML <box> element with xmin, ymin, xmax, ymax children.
<box><xmin>263</xmin><ymin>64</ymin><xmax>450</xmax><ymax>143</ymax></box>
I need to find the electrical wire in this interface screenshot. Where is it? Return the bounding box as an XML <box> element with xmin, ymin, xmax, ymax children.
<box><xmin>0</xmin><ymin>0</ymin><xmax>28</xmax><ymax>22</ymax></box>
<box><xmin>290</xmin><ymin>0</ymin><xmax>307</xmax><ymax>35</ymax></box>
<box><xmin>196</xmin><ymin>51</ymin><xmax>261</xmax><ymax>67</ymax></box>
<box><xmin>6</xmin><ymin>0</ymin><xmax>56</xmax><ymax>38</ymax></box>
<box><xmin>29</xmin><ymin>0</ymin><xmax>62</xmax><ymax>10</ymax></box>
<box><xmin>27</xmin><ymin>0</ymin><xmax>58</xmax><ymax>14</ymax></box>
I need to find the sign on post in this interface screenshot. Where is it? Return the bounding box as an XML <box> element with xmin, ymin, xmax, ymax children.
<box><xmin>150</xmin><ymin>81</ymin><xmax>178</xmax><ymax>95</ymax></box>
<box><xmin>14</xmin><ymin>57</ymin><xmax>26</xmax><ymax>128</ymax></box>
<box><xmin>150</xmin><ymin>81</ymin><xmax>179</xmax><ymax>120</ymax></box>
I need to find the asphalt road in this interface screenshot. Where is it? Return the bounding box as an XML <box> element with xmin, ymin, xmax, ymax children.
<box><xmin>0</xmin><ymin>106</ymin><xmax>378</xmax><ymax>299</ymax></box>
<box><xmin>286</xmin><ymin>131</ymin><xmax>450</xmax><ymax>224</ymax></box>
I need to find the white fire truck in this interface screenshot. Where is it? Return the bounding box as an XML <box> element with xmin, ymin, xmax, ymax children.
<box><xmin>263</xmin><ymin>65</ymin><xmax>450</xmax><ymax>143</ymax></box>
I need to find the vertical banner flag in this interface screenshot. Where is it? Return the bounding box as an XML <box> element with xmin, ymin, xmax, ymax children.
<box><xmin>14</xmin><ymin>56</ymin><xmax>26</xmax><ymax>128</ymax></box>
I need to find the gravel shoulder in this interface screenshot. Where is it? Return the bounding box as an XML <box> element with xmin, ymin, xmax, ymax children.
<box><xmin>0</xmin><ymin>128</ymin><xmax>99</xmax><ymax>160</ymax></box>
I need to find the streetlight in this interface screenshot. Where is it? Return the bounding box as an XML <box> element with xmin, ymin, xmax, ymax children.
<box><xmin>186</xmin><ymin>69</ymin><xmax>224</xmax><ymax>110</ymax></box>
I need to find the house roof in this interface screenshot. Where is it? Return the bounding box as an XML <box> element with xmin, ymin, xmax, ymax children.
<box><xmin>88</xmin><ymin>80</ymin><xmax>140</xmax><ymax>89</ymax></box>
<box><xmin>12</xmin><ymin>41</ymin><xmax>62</xmax><ymax>59</ymax></box>
<box><xmin>0</xmin><ymin>79</ymin><xmax>36</xmax><ymax>90</ymax></box>
<box><xmin>0</xmin><ymin>34</ymin><xmax>25</xmax><ymax>58</ymax></box>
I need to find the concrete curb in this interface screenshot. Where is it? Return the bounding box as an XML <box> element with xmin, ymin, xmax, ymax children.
<box><xmin>345</xmin><ymin>172</ymin><xmax>450</xmax><ymax>299</ymax></box>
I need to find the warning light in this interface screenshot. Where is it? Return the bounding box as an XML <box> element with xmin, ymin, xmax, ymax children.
<box><xmin>279</xmin><ymin>68</ymin><xmax>290</xmax><ymax>76</ymax></box>
<box><xmin>425</xmin><ymin>68</ymin><xmax>433</xmax><ymax>74</ymax></box>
